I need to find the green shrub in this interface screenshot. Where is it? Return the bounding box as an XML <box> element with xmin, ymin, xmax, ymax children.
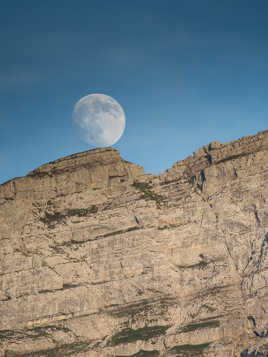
<box><xmin>132</xmin><ymin>181</ymin><xmax>165</xmax><ymax>208</ymax></box>
<box><xmin>108</xmin><ymin>325</ymin><xmax>170</xmax><ymax>346</ymax></box>
<box><xmin>169</xmin><ymin>342</ymin><xmax>211</xmax><ymax>356</ymax></box>
<box><xmin>67</xmin><ymin>205</ymin><xmax>98</xmax><ymax>217</ymax></box>
<box><xmin>116</xmin><ymin>350</ymin><xmax>160</xmax><ymax>357</ymax></box>
<box><xmin>179</xmin><ymin>320</ymin><xmax>219</xmax><ymax>333</ymax></box>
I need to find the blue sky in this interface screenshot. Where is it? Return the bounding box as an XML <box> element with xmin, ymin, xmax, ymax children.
<box><xmin>1</xmin><ymin>0</ymin><xmax>268</xmax><ymax>184</ymax></box>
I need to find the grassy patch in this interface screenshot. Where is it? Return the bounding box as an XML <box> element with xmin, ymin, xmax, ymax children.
<box><xmin>169</xmin><ymin>342</ymin><xmax>211</xmax><ymax>356</ymax></box>
<box><xmin>40</xmin><ymin>205</ymin><xmax>98</xmax><ymax>227</ymax></box>
<box><xmin>3</xmin><ymin>341</ymin><xmax>91</xmax><ymax>356</ymax></box>
<box><xmin>108</xmin><ymin>325</ymin><xmax>170</xmax><ymax>346</ymax></box>
<box><xmin>108</xmin><ymin>297</ymin><xmax>177</xmax><ymax>319</ymax></box>
<box><xmin>157</xmin><ymin>224</ymin><xmax>178</xmax><ymax>230</ymax></box>
<box><xmin>132</xmin><ymin>181</ymin><xmax>165</xmax><ymax>208</ymax></box>
<box><xmin>40</xmin><ymin>211</ymin><xmax>65</xmax><ymax>228</ymax></box>
<box><xmin>159</xmin><ymin>178</ymin><xmax>179</xmax><ymax>186</ymax></box>
<box><xmin>179</xmin><ymin>320</ymin><xmax>219</xmax><ymax>333</ymax></box>
<box><xmin>0</xmin><ymin>326</ymin><xmax>72</xmax><ymax>342</ymax></box>
<box><xmin>132</xmin><ymin>181</ymin><xmax>152</xmax><ymax>191</ymax></box>
<box><xmin>201</xmin><ymin>304</ymin><xmax>217</xmax><ymax>313</ymax></box>
<box><xmin>197</xmin><ymin>285</ymin><xmax>230</xmax><ymax>298</ymax></box>
<box><xmin>176</xmin><ymin>260</ymin><xmax>209</xmax><ymax>270</ymax></box>
<box><xmin>176</xmin><ymin>254</ymin><xmax>210</xmax><ymax>270</ymax></box>
<box><xmin>28</xmin><ymin>171</ymin><xmax>51</xmax><ymax>178</ymax></box>
<box><xmin>196</xmin><ymin>260</ymin><xmax>209</xmax><ymax>269</ymax></box>
<box><xmin>0</xmin><ymin>330</ymin><xmax>24</xmax><ymax>341</ymax></box>
<box><xmin>116</xmin><ymin>350</ymin><xmax>160</xmax><ymax>357</ymax></box>
<box><xmin>67</xmin><ymin>205</ymin><xmax>98</xmax><ymax>217</ymax></box>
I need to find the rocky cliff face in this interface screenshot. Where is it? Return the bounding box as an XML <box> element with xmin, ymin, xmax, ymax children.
<box><xmin>1</xmin><ymin>131</ymin><xmax>268</xmax><ymax>357</ymax></box>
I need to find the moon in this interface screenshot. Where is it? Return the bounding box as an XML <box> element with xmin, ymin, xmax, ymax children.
<box><xmin>73</xmin><ymin>93</ymin><xmax>126</xmax><ymax>147</ymax></box>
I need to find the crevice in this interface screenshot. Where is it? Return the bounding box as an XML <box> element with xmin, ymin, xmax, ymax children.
<box><xmin>12</xmin><ymin>180</ymin><xmax>17</xmax><ymax>196</ymax></box>
<box><xmin>39</xmin><ymin>283</ymin><xmax>86</xmax><ymax>294</ymax></box>
<box><xmin>254</xmin><ymin>208</ymin><xmax>261</xmax><ymax>225</ymax></box>
<box><xmin>197</xmin><ymin>170</ymin><xmax>206</xmax><ymax>192</ymax></box>
<box><xmin>216</xmin><ymin>151</ymin><xmax>254</xmax><ymax>165</ymax></box>
<box><xmin>190</xmin><ymin>175</ymin><xmax>196</xmax><ymax>185</ymax></box>
<box><xmin>56</xmin><ymin>225</ymin><xmax>142</xmax><ymax>247</ymax></box>
<box><xmin>247</xmin><ymin>316</ymin><xmax>256</xmax><ymax>327</ymax></box>
<box><xmin>205</xmin><ymin>153</ymin><xmax>212</xmax><ymax>165</ymax></box>
<box><xmin>256</xmin><ymin>233</ymin><xmax>268</xmax><ymax>271</ymax></box>
<box><xmin>203</xmin><ymin>146</ymin><xmax>213</xmax><ymax>165</ymax></box>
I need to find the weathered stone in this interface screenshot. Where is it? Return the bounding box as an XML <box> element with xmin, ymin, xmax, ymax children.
<box><xmin>1</xmin><ymin>132</ymin><xmax>268</xmax><ymax>356</ymax></box>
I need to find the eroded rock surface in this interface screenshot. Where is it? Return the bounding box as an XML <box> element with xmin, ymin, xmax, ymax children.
<box><xmin>1</xmin><ymin>132</ymin><xmax>268</xmax><ymax>356</ymax></box>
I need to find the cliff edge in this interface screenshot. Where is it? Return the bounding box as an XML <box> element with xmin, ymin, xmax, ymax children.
<box><xmin>1</xmin><ymin>130</ymin><xmax>268</xmax><ymax>356</ymax></box>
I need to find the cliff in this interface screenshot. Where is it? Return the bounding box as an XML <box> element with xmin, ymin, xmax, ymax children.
<box><xmin>1</xmin><ymin>131</ymin><xmax>268</xmax><ymax>356</ymax></box>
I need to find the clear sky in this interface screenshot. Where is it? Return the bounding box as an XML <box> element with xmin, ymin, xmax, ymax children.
<box><xmin>1</xmin><ymin>0</ymin><xmax>268</xmax><ymax>184</ymax></box>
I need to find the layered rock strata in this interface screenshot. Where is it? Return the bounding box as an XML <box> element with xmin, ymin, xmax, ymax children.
<box><xmin>1</xmin><ymin>131</ymin><xmax>268</xmax><ymax>356</ymax></box>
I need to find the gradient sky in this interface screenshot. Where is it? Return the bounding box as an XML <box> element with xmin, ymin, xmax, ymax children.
<box><xmin>1</xmin><ymin>0</ymin><xmax>268</xmax><ymax>184</ymax></box>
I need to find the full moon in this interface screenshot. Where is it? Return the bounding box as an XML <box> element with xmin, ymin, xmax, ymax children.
<box><xmin>73</xmin><ymin>93</ymin><xmax>126</xmax><ymax>147</ymax></box>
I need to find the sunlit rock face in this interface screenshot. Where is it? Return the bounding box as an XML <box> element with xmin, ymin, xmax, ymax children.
<box><xmin>1</xmin><ymin>131</ymin><xmax>268</xmax><ymax>357</ymax></box>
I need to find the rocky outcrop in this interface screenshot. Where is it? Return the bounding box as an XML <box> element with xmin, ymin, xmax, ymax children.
<box><xmin>1</xmin><ymin>131</ymin><xmax>268</xmax><ymax>356</ymax></box>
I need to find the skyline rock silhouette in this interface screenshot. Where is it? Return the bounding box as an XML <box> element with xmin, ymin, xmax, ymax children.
<box><xmin>1</xmin><ymin>130</ymin><xmax>268</xmax><ymax>356</ymax></box>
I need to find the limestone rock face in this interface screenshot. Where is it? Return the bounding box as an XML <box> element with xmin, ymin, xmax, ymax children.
<box><xmin>1</xmin><ymin>132</ymin><xmax>268</xmax><ymax>357</ymax></box>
